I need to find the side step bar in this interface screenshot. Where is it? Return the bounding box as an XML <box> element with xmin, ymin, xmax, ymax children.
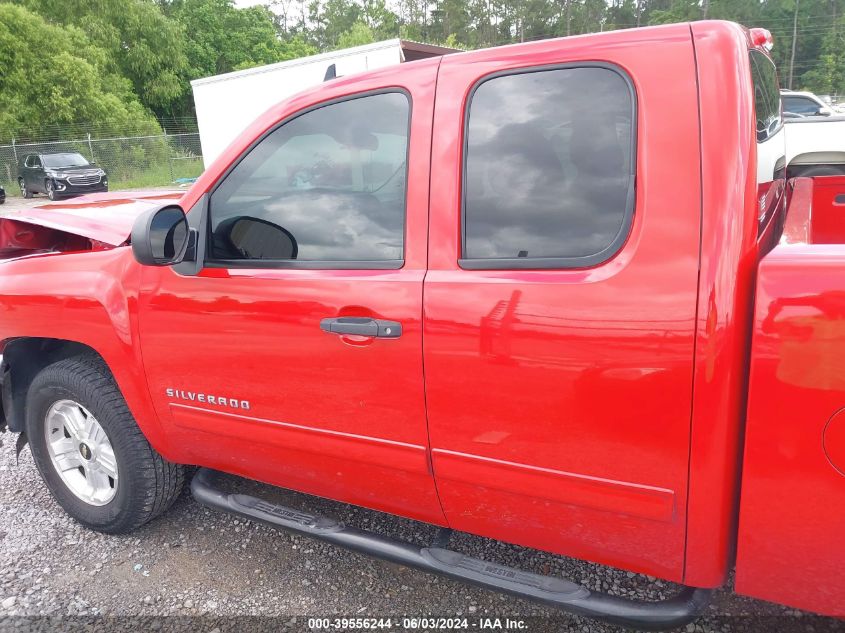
<box><xmin>191</xmin><ymin>469</ymin><xmax>711</xmax><ymax>630</ymax></box>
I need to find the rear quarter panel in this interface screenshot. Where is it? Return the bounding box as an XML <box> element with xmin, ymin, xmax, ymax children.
<box><xmin>735</xmin><ymin>180</ymin><xmax>845</xmax><ymax>615</ymax></box>
<box><xmin>683</xmin><ymin>21</ymin><xmax>761</xmax><ymax>587</ymax></box>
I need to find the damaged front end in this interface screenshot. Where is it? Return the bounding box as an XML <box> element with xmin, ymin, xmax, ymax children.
<box><xmin>0</xmin><ymin>217</ymin><xmax>117</xmax><ymax>263</ymax></box>
<box><xmin>0</xmin><ymin>192</ymin><xmax>184</xmax><ymax>449</ymax></box>
<box><xmin>0</xmin><ymin>191</ymin><xmax>185</xmax><ymax>262</ymax></box>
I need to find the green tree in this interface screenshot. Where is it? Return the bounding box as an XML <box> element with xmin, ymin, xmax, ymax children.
<box><xmin>0</xmin><ymin>3</ymin><xmax>161</xmax><ymax>139</ymax></box>
<box><xmin>337</xmin><ymin>20</ymin><xmax>377</xmax><ymax>46</ymax></box>
<box><xmin>802</xmin><ymin>14</ymin><xmax>845</xmax><ymax>93</ymax></box>
<box><xmin>307</xmin><ymin>0</ymin><xmax>364</xmax><ymax>47</ymax></box>
<box><xmin>160</xmin><ymin>0</ymin><xmax>315</xmax><ymax>117</ymax></box>
<box><xmin>648</xmin><ymin>0</ymin><xmax>703</xmax><ymax>24</ymax></box>
<box><xmin>429</xmin><ymin>0</ymin><xmax>471</xmax><ymax>43</ymax></box>
<box><xmin>15</xmin><ymin>0</ymin><xmax>187</xmax><ymax>116</ymax></box>
<box><xmin>167</xmin><ymin>0</ymin><xmax>314</xmax><ymax>77</ymax></box>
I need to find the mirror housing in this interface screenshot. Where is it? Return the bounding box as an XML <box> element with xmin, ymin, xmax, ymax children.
<box><xmin>818</xmin><ymin>106</ymin><xmax>833</xmax><ymax>116</ymax></box>
<box><xmin>131</xmin><ymin>204</ymin><xmax>190</xmax><ymax>266</ymax></box>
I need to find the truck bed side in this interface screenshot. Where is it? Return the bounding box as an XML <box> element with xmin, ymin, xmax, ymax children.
<box><xmin>736</xmin><ymin>175</ymin><xmax>845</xmax><ymax>616</ymax></box>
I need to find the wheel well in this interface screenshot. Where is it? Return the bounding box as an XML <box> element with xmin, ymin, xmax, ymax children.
<box><xmin>1</xmin><ymin>338</ymin><xmax>102</xmax><ymax>433</ymax></box>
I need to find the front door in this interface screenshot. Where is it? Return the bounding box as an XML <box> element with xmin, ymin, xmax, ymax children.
<box><xmin>138</xmin><ymin>69</ymin><xmax>446</xmax><ymax>525</ymax></box>
<box><xmin>423</xmin><ymin>27</ymin><xmax>703</xmax><ymax>581</ymax></box>
<box><xmin>24</xmin><ymin>155</ymin><xmax>42</xmax><ymax>192</ymax></box>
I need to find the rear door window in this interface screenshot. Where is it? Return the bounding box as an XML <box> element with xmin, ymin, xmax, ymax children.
<box><xmin>461</xmin><ymin>65</ymin><xmax>636</xmax><ymax>269</ymax></box>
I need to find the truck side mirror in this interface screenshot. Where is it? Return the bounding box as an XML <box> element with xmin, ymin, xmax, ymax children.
<box><xmin>131</xmin><ymin>205</ymin><xmax>189</xmax><ymax>266</ymax></box>
<box><xmin>818</xmin><ymin>106</ymin><xmax>833</xmax><ymax>116</ymax></box>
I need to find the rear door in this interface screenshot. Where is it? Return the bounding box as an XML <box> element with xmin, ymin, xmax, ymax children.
<box><xmin>424</xmin><ymin>26</ymin><xmax>702</xmax><ymax>580</ymax></box>
<box><xmin>138</xmin><ymin>65</ymin><xmax>446</xmax><ymax>525</ymax></box>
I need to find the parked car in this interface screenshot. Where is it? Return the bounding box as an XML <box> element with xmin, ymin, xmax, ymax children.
<box><xmin>0</xmin><ymin>184</ymin><xmax>4</xmax><ymax>204</ymax></box>
<box><xmin>785</xmin><ymin>114</ymin><xmax>845</xmax><ymax>177</ymax></box>
<box><xmin>0</xmin><ymin>21</ymin><xmax>844</xmax><ymax>630</ymax></box>
<box><xmin>17</xmin><ymin>152</ymin><xmax>108</xmax><ymax>201</ymax></box>
<box><xmin>780</xmin><ymin>88</ymin><xmax>835</xmax><ymax>117</ymax></box>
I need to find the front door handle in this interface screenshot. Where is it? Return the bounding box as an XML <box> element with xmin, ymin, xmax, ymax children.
<box><xmin>320</xmin><ymin>317</ymin><xmax>402</xmax><ymax>338</ymax></box>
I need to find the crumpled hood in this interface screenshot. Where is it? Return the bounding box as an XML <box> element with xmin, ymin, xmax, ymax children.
<box><xmin>6</xmin><ymin>190</ymin><xmax>185</xmax><ymax>246</ymax></box>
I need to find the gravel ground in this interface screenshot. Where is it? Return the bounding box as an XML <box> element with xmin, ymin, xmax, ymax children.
<box><xmin>0</xmin><ymin>436</ymin><xmax>842</xmax><ymax>633</ymax></box>
<box><xmin>0</xmin><ymin>195</ymin><xmax>48</xmax><ymax>214</ymax></box>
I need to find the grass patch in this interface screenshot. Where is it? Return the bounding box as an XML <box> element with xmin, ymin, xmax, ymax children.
<box><xmin>109</xmin><ymin>158</ymin><xmax>204</xmax><ymax>190</ymax></box>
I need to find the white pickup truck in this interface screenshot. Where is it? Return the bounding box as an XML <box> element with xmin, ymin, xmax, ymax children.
<box><xmin>785</xmin><ymin>115</ymin><xmax>845</xmax><ymax>176</ymax></box>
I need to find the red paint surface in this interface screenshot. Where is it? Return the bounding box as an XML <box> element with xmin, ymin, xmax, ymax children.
<box><xmin>136</xmin><ymin>60</ymin><xmax>448</xmax><ymax>525</ymax></box>
<box><xmin>736</xmin><ymin>239</ymin><xmax>845</xmax><ymax>616</ymax></box>
<box><xmin>682</xmin><ymin>22</ymin><xmax>775</xmax><ymax>587</ymax></box>
<box><xmin>823</xmin><ymin>409</ymin><xmax>845</xmax><ymax>476</ymax></box>
<box><xmin>810</xmin><ymin>175</ymin><xmax>845</xmax><ymax>243</ymax></box>
<box><xmin>424</xmin><ymin>22</ymin><xmax>702</xmax><ymax>582</ymax></box>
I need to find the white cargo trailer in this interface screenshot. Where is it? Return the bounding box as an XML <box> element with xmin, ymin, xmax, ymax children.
<box><xmin>191</xmin><ymin>39</ymin><xmax>456</xmax><ymax>167</ymax></box>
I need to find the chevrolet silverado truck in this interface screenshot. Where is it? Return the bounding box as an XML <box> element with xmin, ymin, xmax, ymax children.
<box><xmin>0</xmin><ymin>20</ymin><xmax>843</xmax><ymax>630</ymax></box>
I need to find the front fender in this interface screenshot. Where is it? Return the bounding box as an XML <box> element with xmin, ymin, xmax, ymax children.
<box><xmin>0</xmin><ymin>247</ymin><xmax>173</xmax><ymax>459</ymax></box>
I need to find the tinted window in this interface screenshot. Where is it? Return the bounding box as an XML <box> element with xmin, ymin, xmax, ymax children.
<box><xmin>209</xmin><ymin>92</ymin><xmax>409</xmax><ymax>263</ymax></box>
<box><xmin>462</xmin><ymin>66</ymin><xmax>635</xmax><ymax>267</ymax></box>
<box><xmin>750</xmin><ymin>51</ymin><xmax>786</xmax><ymax>240</ymax></box>
<box><xmin>750</xmin><ymin>52</ymin><xmax>782</xmax><ymax>141</ymax></box>
<box><xmin>783</xmin><ymin>96</ymin><xmax>821</xmax><ymax>116</ymax></box>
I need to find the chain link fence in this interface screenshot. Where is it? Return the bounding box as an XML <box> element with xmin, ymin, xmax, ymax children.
<box><xmin>0</xmin><ymin>130</ymin><xmax>204</xmax><ymax>196</ymax></box>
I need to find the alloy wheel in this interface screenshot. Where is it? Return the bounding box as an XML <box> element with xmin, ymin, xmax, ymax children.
<box><xmin>43</xmin><ymin>399</ymin><xmax>119</xmax><ymax>506</ymax></box>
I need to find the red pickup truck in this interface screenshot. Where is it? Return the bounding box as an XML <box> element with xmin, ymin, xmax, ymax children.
<box><xmin>1</xmin><ymin>20</ymin><xmax>843</xmax><ymax>629</ymax></box>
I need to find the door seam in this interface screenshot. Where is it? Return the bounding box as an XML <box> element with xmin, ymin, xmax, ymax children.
<box><xmin>421</xmin><ymin>55</ymin><xmax>450</xmax><ymax>526</ymax></box>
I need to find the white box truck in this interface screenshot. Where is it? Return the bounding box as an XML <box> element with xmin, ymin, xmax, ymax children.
<box><xmin>191</xmin><ymin>39</ymin><xmax>456</xmax><ymax>167</ymax></box>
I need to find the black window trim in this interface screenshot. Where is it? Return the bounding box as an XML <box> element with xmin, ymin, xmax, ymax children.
<box><xmin>750</xmin><ymin>51</ymin><xmax>784</xmax><ymax>143</ymax></box>
<box><xmin>203</xmin><ymin>87</ymin><xmax>413</xmax><ymax>270</ymax></box>
<box><xmin>458</xmin><ymin>61</ymin><xmax>638</xmax><ymax>271</ymax></box>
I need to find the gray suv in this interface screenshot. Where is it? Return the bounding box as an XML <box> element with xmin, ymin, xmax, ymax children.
<box><xmin>18</xmin><ymin>152</ymin><xmax>108</xmax><ymax>201</ymax></box>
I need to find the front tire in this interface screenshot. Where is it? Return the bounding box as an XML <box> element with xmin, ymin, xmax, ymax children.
<box><xmin>25</xmin><ymin>355</ymin><xmax>184</xmax><ymax>534</ymax></box>
<box><xmin>45</xmin><ymin>180</ymin><xmax>57</xmax><ymax>201</ymax></box>
<box><xmin>19</xmin><ymin>178</ymin><xmax>31</xmax><ymax>199</ymax></box>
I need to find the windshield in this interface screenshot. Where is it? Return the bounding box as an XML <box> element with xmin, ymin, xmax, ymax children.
<box><xmin>42</xmin><ymin>153</ymin><xmax>90</xmax><ymax>168</ymax></box>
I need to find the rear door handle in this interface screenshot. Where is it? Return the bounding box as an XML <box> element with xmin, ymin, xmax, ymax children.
<box><xmin>320</xmin><ymin>317</ymin><xmax>402</xmax><ymax>338</ymax></box>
